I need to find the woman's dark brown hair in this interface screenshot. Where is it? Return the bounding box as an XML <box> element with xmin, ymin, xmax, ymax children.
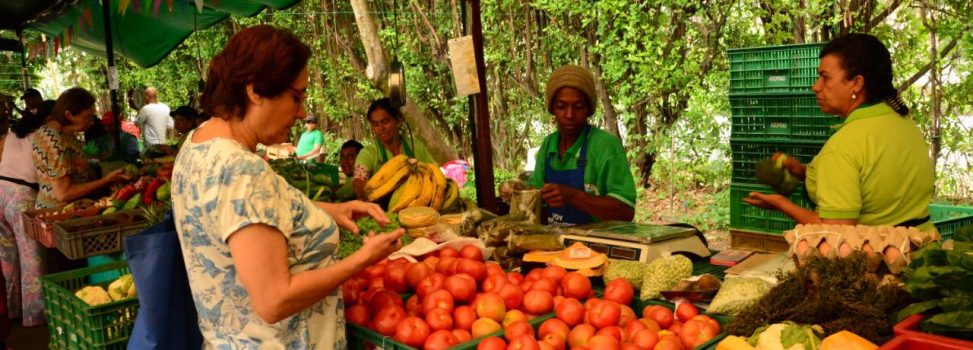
<box><xmin>202</xmin><ymin>25</ymin><xmax>311</xmax><ymax>119</ymax></box>
<box><xmin>820</xmin><ymin>33</ymin><xmax>909</xmax><ymax>115</ymax></box>
<box><xmin>49</xmin><ymin>88</ymin><xmax>96</xmax><ymax>126</ymax></box>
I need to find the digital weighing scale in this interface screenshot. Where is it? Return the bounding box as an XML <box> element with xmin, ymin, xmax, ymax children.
<box><xmin>558</xmin><ymin>221</ymin><xmax>711</xmax><ymax>263</ymax></box>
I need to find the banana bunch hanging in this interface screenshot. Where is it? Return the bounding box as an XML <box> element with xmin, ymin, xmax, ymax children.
<box><xmin>364</xmin><ymin>155</ymin><xmax>461</xmax><ymax>213</ymax></box>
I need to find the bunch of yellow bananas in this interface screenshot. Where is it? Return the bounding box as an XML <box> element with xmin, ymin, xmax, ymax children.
<box><xmin>364</xmin><ymin>155</ymin><xmax>462</xmax><ymax>212</ymax></box>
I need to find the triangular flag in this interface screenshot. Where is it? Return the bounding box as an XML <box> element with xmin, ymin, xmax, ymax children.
<box><xmin>120</xmin><ymin>0</ymin><xmax>131</xmax><ymax>15</ymax></box>
<box><xmin>64</xmin><ymin>26</ymin><xmax>72</xmax><ymax>47</ymax></box>
<box><xmin>194</xmin><ymin>0</ymin><xmax>204</xmax><ymax>13</ymax></box>
<box><xmin>166</xmin><ymin>0</ymin><xmax>173</xmax><ymax>12</ymax></box>
<box><xmin>152</xmin><ymin>0</ymin><xmax>161</xmax><ymax>17</ymax></box>
<box><xmin>54</xmin><ymin>37</ymin><xmax>60</xmax><ymax>56</ymax></box>
<box><xmin>133</xmin><ymin>0</ymin><xmax>142</xmax><ymax>13</ymax></box>
<box><xmin>78</xmin><ymin>15</ymin><xmax>85</xmax><ymax>33</ymax></box>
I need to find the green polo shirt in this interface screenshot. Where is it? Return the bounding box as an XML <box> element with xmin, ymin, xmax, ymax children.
<box><xmin>527</xmin><ymin>126</ymin><xmax>637</xmax><ymax>209</ymax></box>
<box><xmin>335</xmin><ymin>178</ymin><xmax>356</xmax><ymax>201</ymax></box>
<box><xmin>355</xmin><ymin>136</ymin><xmax>437</xmax><ymax>175</ymax></box>
<box><xmin>806</xmin><ymin>102</ymin><xmax>935</xmax><ymax>230</ymax></box>
<box><xmin>296</xmin><ymin>129</ymin><xmax>324</xmax><ymax>157</ymax></box>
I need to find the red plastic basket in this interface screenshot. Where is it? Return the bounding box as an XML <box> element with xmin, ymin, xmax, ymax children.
<box><xmin>891</xmin><ymin>314</ymin><xmax>973</xmax><ymax>348</ymax></box>
<box><xmin>21</xmin><ymin>206</ymin><xmax>102</xmax><ymax>248</ymax></box>
<box><xmin>880</xmin><ymin>334</ymin><xmax>973</xmax><ymax>350</ymax></box>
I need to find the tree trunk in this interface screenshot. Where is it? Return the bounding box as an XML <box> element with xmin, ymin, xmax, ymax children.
<box><xmin>349</xmin><ymin>0</ymin><xmax>458</xmax><ymax>164</ymax></box>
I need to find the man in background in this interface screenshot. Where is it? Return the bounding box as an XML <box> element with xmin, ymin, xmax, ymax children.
<box><xmin>295</xmin><ymin>115</ymin><xmax>324</xmax><ymax>162</ymax></box>
<box><xmin>14</xmin><ymin>88</ymin><xmax>43</xmax><ymax>121</ymax></box>
<box><xmin>134</xmin><ymin>87</ymin><xmax>172</xmax><ymax>149</ymax></box>
<box><xmin>335</xmin><ymin>140</ymin><xmax>364</xmax><ymax>201</ymax></box>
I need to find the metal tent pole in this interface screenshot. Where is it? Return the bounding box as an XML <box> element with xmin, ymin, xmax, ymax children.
<box><xmin>465</xmin><ymin>0</ymin><xmax>497</xmax><ymax>213</ymax></box>
<box><xmin>101</xmin><ymin>0</ymin><xmax>123</xmax><ymax>157</ymax></box>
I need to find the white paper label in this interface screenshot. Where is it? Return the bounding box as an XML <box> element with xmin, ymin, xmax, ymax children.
<box><xmin>447</xmin><ymin>36</ymin><xmax>480</xmax><ymax>97</ymax></box>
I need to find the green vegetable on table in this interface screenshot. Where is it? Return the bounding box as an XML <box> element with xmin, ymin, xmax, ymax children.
<box><xmin>747</xmin><ymin>322</ymin><xmax>823</xmax><ymax>350</ymax></box>
<box><xmin>897</xmin><ymin>224</ymin><xmax>973</xmax><ymax>340</ymax></box>
<box><xmin>603</xmin><ymin>259</ymin><xmax>648</xmax><ymax>289</ymax></box>
<box><xmin>337</xmin><ymin>213</ymin><xmax>409</xmax><ymax>259</ymax></box>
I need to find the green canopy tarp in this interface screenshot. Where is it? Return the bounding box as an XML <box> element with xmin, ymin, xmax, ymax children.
<box><xmin>23</xmin><ymin>0</ymin><xmax>300</xmax><ymax>67</ymax></box>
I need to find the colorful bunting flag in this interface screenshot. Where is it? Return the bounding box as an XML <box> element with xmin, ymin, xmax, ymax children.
<box><xmin>134</xmin><ymin>0</ymin><xmax>142</xmax><ymax>13</ymax></box>
<box><xmin>195</xmin><ymin>0</ymin><xmax>204</xmax><ymax>13</ymax></box>
<box><xmin>84</xmin><ymin>8</ymin><xmax>93</xmax><ymax>28</ymax></box>
<box><xmin>152</xmin><ymin>0</ymin><xmax>161</xmax><ymax>17</ymax></box>
<box><xmin>166</xmin><ymin>0</ymin><xmax>173</xmax><ymax>12</ymax></box>
<box><xmin>120</xmin><ymin>0</ymin><xmax>132</xmax><ymax>15</ymax></box>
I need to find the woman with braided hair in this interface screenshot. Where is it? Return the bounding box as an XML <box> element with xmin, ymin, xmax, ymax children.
<box><xmin>745</xmin><ymin>33</ymin><xmax>936</xmax><ymax>232</ymax></box>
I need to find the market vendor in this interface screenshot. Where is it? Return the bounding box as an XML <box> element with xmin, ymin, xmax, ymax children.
<box><xmin>32</xmin><ymin>88</ymin><xmax>130</xmax><ymax>209</ymax></box>
<box><xmin>527</xmin><ymin>65</ymin><xmax>637</xmax><ymax>226</ymax></box>
<box><xmin>83</xmin><ymin>111</ymin><xmax>141</xmax><ymax>163</ymax></box>
<box><xmin>352</xmin><ymin>98</ymin><xmax>437</xmax><ymax>199</ymax></box>
<box><xmin>172</xmin><ymin>25</ymin><xmax>402</xmax><ymax>348</ymax></box>
<box><xmin>335</xmin><ymin>139</ymin><xmax>363</xmax><ymax>201</ymax></box>
<box><xmin>744</xmin><ymin>34</ymin><xmax>935</xmax><ymax>231</ymax></box>
<box><xmin>294</xmin><ymin>115</ymin><xmax>324</xmax><ymax>162</ymax></box>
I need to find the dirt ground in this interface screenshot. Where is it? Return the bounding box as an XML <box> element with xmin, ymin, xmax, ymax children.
<box><xmin>635</xmin><ymin>187</ymin><xmax>731</xmax><ymax>252</ymax></box>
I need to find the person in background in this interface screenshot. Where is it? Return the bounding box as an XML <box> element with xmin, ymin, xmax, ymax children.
<box><xmin>442</xmin><ymin>159</ymin><xmax>470</xmax><ymax>188</ymax></box>
<box><xmin>83</xmin><ymin>111</ymin><xmax>140</xmax><ymax>163</ymax></box>
<box><xmin>294</xmin><ymin>115</ymin><xmax>324</xmax><ymax>162</ymax></box>
<box><xmin>353</xmin><ymin>98</ymin><xmax>437</xmax><ymax>199</ymax></box>
<box><xmin>527</xmin><ymin>65</ymin><xmax>637</xmax><ymax>226</ymax></box>
<box><xmin>32</xmin><ymin>88</ymin><xmax>130</xmax><ymax>209</ymax></box>
<box><xmin>335</xmin><ymin>139</ymin><xmax>364</xmax><ymax>201</ymax></box>
<box><xmin>744</xmin><ymin>34</ymin><xmax>935</xmax><ymax>231</ymax></box>
<box><xmin>0</xmin><ymin>100</ymin><xmax>54</xmax><ymax>328</ymax></box>
<box><xmin>134</xmin><ymin>87</ymin><xmax>172</xmax><ymax>149</ymax></box>
<box><xmin>171</xmin><ymin>105</ymin><xmax>199</xmax><ymax>150</ymax></box>
<box><xmin>173</xmin><ymin>25</ymin><xmax>402</xmax><ymax>348</ymax></box>
<box><xmin>14</xmin><ymin>88</ymin><xmax>43</xmax><ymax>121</ymax></box>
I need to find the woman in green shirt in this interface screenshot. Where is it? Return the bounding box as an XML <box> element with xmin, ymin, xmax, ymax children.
<box><xmin>352</xmin><ymin>98</ymin><xmax>436</xmax><ymax>199</ymax></box>
<box><xmin>527</xmin><ymin>65</ymin><xmax>637</xmax><ymax>226</ymax></box>
<box><xmin>744</xmin><ymin>34</ymin><xmax>935</xmax><ymax>231</ymax></box>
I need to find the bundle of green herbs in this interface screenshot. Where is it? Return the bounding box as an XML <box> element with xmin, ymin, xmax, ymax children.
<box><xmin>896</xmin><ymin>225</ymin><xmax>973</xmax><ymax>340</ymax></box>
<box><xmin>726</xmin><ymin>252</ymin><xmax>911</xmax><ymax>344</ymax></box>
<box><xmin>337</xmin><ymin>213</ymin><xmax>408</xmax><ymax>259</ymax></box>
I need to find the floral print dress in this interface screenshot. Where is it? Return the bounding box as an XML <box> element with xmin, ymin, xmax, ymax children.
<box><xmin>171</xmin><ymin>134</ymin><xmax>345</xmax><ymax>349</ymax></box>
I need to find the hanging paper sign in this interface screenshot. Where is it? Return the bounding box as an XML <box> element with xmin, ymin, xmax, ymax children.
<box><xmin>447</xmin><ymin>35</ymin><xmax>481</xmax><ymax>97</ymax></box>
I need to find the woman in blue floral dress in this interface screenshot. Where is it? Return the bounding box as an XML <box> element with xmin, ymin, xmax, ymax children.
<box><xmin>171</xmin><ymin>25</ymin><xmax>404</xmax><ymax>349</ymax></box>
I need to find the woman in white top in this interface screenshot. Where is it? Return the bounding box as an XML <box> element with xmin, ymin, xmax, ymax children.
<box><xmin>0</xmin><ymin>100</ymin><xmax>53</xmax><ymax>326</ymax></box>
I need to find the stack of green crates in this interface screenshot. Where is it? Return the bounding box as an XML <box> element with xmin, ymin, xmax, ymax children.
<box><xmin>728</xmin><ymin>43</ymin><xmax>836</xmax><ymax>235</ymax></box>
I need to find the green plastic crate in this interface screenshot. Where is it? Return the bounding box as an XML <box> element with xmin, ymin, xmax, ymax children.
<box><xmin>42</xmin><ymin>261</ymin><xmax>138</xmax><ymax>350</ymax></box>
<box><xmin>728</xmin><ymin>43</ymin><xmax>824</xmax><ymax>95</ymax></box>
<box><xmin>730</xmin><ymin>94</ymin><xmax>841</xmax><ymax>142</ymax></box>
<box><xmin>729</xmin><ymin>183</ymin><xmax>816</xmax><ymax>234</ymax></box>
<box><xmin>346</xmin><ymin>313</ymin><xmax>555</xmax><ymax>349</ymax></box>
<box><xmin>730</xmin><ymin>139</ymin><xmax>824</xmax><ymax>184</ymax></box>
<box><xmin>930</xmin><ymin>204</ymin><xmax>973</xmax><ymax>240</ymax></box>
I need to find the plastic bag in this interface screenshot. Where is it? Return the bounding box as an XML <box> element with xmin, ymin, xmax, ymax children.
<box><xmin>707</xmin><ymin>277</ymin><xmax>771</xmax><ymax>315</ymax></box>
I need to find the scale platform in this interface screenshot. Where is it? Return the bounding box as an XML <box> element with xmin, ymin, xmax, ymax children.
<box><xmin>559</xmin><ymin>221</ymin><xmax>711</xmax><ymax>263</ymax></box>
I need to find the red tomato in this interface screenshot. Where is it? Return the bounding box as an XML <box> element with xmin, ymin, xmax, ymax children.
<box><xmin>460</xmin><ymin>244</ymin><xmax>484</xmax><ymax>261</ymax></box>
<box><xmin>345</xmin><ymin>303</ymin><xmax>369</xmax><ymax>325</ymax></box>
<box><xmin>541</xmin><ymin>266</ymin><xmax>568</xmax><ymax>282</ymax></box>
<box><xmin>373</xmin><ymin>306</ymin><xmax>406</xmax><ymax>336</ymax></box>
<box><xmin>365</xmin><ymin>264</ymin><xmax>386</xmax><ymax>280</ymax></box>
<box><xmin>424</xmin><ymin>329</ymin><xmax>460</xmax><ymax>350</ymax></box>
<box><xmin>453</xmin><ymin>305</ymin><xmax>478</xmax><ymax>331</ymax></box>
<box><xmin>366</xmin><ymin>289</ymin><xmax>404</xmax><ymax>315</ymax></box>
<box><xmin>444</xmin><ymin>273</ymin><xmax>478</xmax><ymax>302</ymax></box>
<box><xmin>530</xmin><ymin>278</ymin><xmax>559</xmax><ymax>295</ymax></box>
<box><xmin>553</xmin><ymin>295</ymin><xmax>565</xmax><ymax>308</ymax></box>
<box><xmin>367</xmin><ymin>276</ymin><xmax>385</xmax><ymax>291</ymax></box>
<box><xmin>452</xmin><ymin>328</ymin><xmax>472</xmax><ymax>343</ymax></box>
<box><xmin>425</xmin><ymin>307</ymin><xmax>454</xmax><ymax>331</ymax></box>
<box><xmin>340</xmin><ymin>277</ymin><xmax>367</xmax><ymax>304</ymax></box>
<box><xmin>436</xmin><ymin>256</ymin><xmax>457</xmax><ymax>274</ymax></box>
<box><xmin>620</xmin><ymin>343</ymin><xmax>641</xmax><ymax>350</ymax></box>
<box><xmin>523</xmin><ymin>290</ymin><xmax>555</xmax><ymax>315</ymax></box>
<box><xmin>526</xmin><ymin>268</ymin><xmax>544</xmax><ymax>281</ymax></box>
<box><xmin>654</xmin><ymin>337</ymin><xmax>685</xmax><ymax>350</ymax></box>
<box><xmin>456</xmin><ymin>258</ymin><xmax>488</xmax><ymax>282</ymax></box>
<box><xmin>416</xmin><ymin>272</ymin><xmax>446</xmax><ymax>299</ymax></box>
<box><xmin>474</xmin><ymin>292</ymin><xmax>507</xmax><ymax>322</ymax></box>
<box><xmin>506</xmin><ymin>271</ymin><xmax>525</xmax><ymax>285</ymax></box>
<box><xmin>691</xmin><ymin>315</ymin><xmax>721</xmax><ymax>331</ymax></box>
<box><xmin>586</xmin><ymin>334</ymin><xmax>619</xmax><ymax>350</ymax></box>
<box><xmin>560</xmin><ymin>272</ymin><xmax>592</xmax><ymax>299</ymax></box>
<box><xmin>679</xmin><ymin>319</ymin><xmax>720</xmax><ymax>349</ymax></box>
<box><xmin>541</xmin><ymin>333</ymin><xmax>567</xmax><ymax>350</ymax></box>
<box><xmin>439</xmin><ymin>246</ymin><xmax>460</xmax><ymax>258</ymax></box>
<box><xmin>423</xmin><ymin>256</ymin><xmax>440</xmax><ymax>270</ymax></box>
<box><xmin>406</xmin><ymin>294</ymin><xmax>422</xmax><ymax>316</ymax></box>
<box><xmin>631</xmin><ymin>329</ymin><xmax>659</xmax><ymax>350</ymax></box>
<box><xmin>393</xmin><ymin>316</ymin><xmax>431</xmax><ymax>347</ymax></box>
<box><xmin>383</xmin><ymin>264</ymin><xmax>409</xmax><ymax>293</ymax></box>
<box><xmin>675</xmin><ymin>302</ymin><xmax>699</xmax><ymax>322</ymax></box>
<box><xmin>422</xmin><ymin>289</ymin><xmax>455</xmax><ymax>315</ymax></box>
<box><xmin>568</xmin><ymin>324</ymin><xmax>596</xmax><ymax>348</ymax></box>
<box><xmin>642</xmin><ymin>305</ymin><xmax>674</xmax><ymax>329</ymax></box>
<box><xmin>497</xmin><ymin>283</ymin><xmax>524</xmax><ymax>310</ymax></box>
<box><xmin>603</xmin><ymin>278</ymin><xmax>634</xmax><ymax>306</ymax></box>
<box><xmin>669</xmin><ymin>320</ymin><xmax>684</xmax><ymax>335</ymax></box>
<box><xmin>504</xmin><ymin>320</ymin><xmax>535</xmax><ymax>340</ymax></box>
<box><xmin>625</xmin><ymin>317</ymin><xmax>648</xmax><ymax>338</ymax></box>
<box><xmin>406</xmin><ymin>262</ymin><xmax>434</xmax><ymax>290</ymax></box>
<box><xmin>483</xmin><ymin>273</ymin><xmax>508</xmax><ymax>293</ymax></box>
<box><xmin>503</xmin><ymin>309</ymin><xmax>528</xmax><ymax>328</ymax></box>
<box><xmin>618</xmin><ymin>305</ymin><xmax>637</xmax><ymax>328</ymax></box>
<box><xmin>471</xmin><ymin>318</ymin><xmax>503</xmax><ymax>338</ymax></box>
<box><xmin>638</xmin><ymin>318</ymin><xmax>662</xmax><ymax>333</ymax></box>
<box><xmin>507</xmin><ymin>334</ymin><xmax>541</xmax><ymax>350</ymax></box>
<box><xmin>554</xmin><ymin>297</ymin><xmax>585</xmax><ymax>326</ymax></box>
<box><xmin>477</xmin><ymin>336</ymin><xmax>507</xmax><ymax>350</ymax></box>
<box><xmin>596</xmin><ymin>326</ymin><xmax>624</xmax><ymax>343</ymax></box>
<box><xmin>538</xmin><ymin>318</ymin><xmax>570</xmax><ymax>340</ymax></box>
<box><xmin>587</xmin><ymin>300</ymin><xmax>621</xmax><ymax>330</ymax></box>
<box><xmin>485</xmin><ymin>262</ymin><xmax>505</xmax><ymax>276</ymax></box>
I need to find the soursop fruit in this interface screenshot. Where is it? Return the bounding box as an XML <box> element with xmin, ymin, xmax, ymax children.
<box><xmin>640</xmin><ymin>254</ymin><xmax>693</xmax><ymax>300</ymax></box>
<box><xmin>603</xmin><ymin>259</ymin><xmax>649</xmax><ymax>290</ymax></box>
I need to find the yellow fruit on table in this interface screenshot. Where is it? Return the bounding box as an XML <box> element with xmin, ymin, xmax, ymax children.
<box><xmin>716</xmin><ymin>336</ymin><xmax>754</xmax><ymax>350</ymax></box>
